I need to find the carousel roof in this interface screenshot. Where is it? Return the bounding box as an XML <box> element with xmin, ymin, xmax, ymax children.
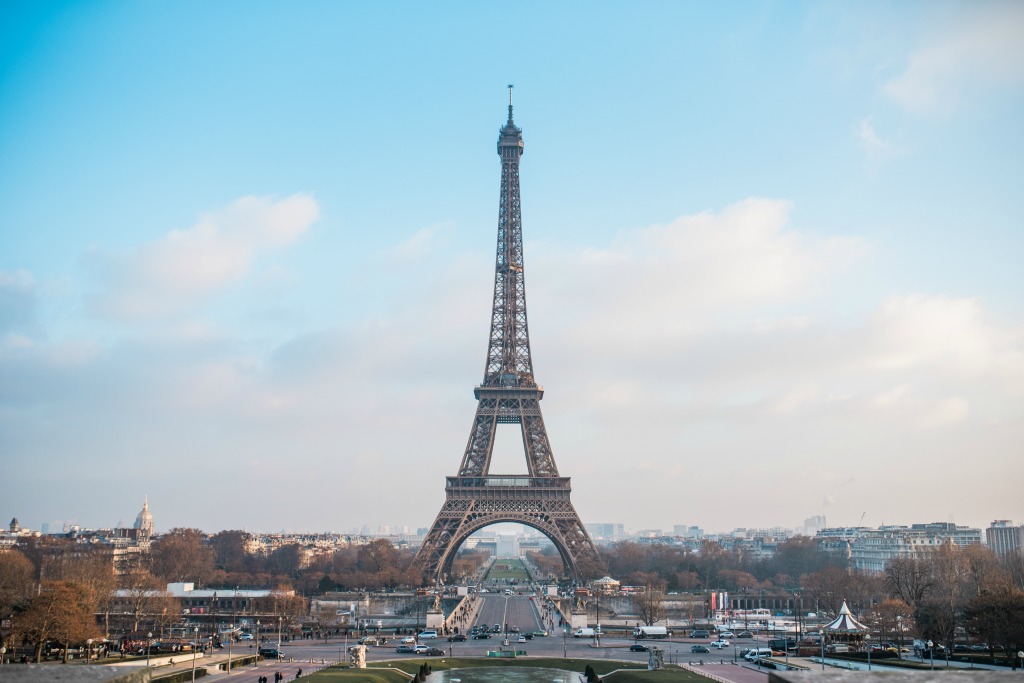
<box><xmin>824</xmin><ymin>600</ymin><xmax>868</xmax><ymax>632</ymax></box>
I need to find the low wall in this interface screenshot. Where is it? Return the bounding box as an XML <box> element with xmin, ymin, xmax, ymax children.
<box><xmin>109</xmin><ymin>652</ymin><xmax>205</xmax><ymax>668</ymax></box>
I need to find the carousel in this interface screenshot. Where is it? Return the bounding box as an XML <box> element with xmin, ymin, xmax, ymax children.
<box><xmin>823</xmin><ymin>600</ymin><xmax>869</xmax><ymax>652</ymax></box>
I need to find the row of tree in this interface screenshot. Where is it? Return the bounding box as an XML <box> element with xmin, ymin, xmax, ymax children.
<box><xmin>536</xmin><ymin>540</ymin><xmax>1023</xmax><ymax>660</ymax></box>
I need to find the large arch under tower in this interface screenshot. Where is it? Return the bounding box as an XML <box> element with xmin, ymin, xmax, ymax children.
<box><xmin>413</xmin><ymin>92</ymin><xmax>601</xmax><ymax>585</ymax></box>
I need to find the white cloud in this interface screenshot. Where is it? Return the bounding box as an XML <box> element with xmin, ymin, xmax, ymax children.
<box><xmin>389</xmin><ymin>222</ymin><xmax>453</xmax><ymax>261</ymax></box>
<box><xmin>4</xmin><ymin>195</ymin><xmax>1023</xmax><ymax>532</ymax></box>
<box><xmin>87</xmin><ymin>194</ymin><xmax>319</xmax><ymax>321</ymax></box>
<box><xmin>857</xmin><ymin>118</ymin><xmax>902</xmax><ymax>157</ymax></box>
<box><xmin>884</xmin><ymin>2</ymin><xmax>1024</xmax><ymax>113</ymax></box>
<box><xmin>532</xmin><ymin>198</ymin><xmax>868</xmax><ymax>348</ymax></box>
<box><xmin>0</xmin><ymin>269</ymin><xmax>36</xmax><ymax>332</ymax></box>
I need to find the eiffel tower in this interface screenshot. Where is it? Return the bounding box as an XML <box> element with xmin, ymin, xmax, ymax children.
<box><xmin>414</xmin><ymin>88</ymin><xmax>601</xmax><ymax>585</ymax></box>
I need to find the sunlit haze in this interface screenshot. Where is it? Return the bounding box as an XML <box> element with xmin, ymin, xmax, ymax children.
<box><xmin>1</xmin><ymin>2</ymin><xmax>1022</xmax><ymax>536</ymax></box>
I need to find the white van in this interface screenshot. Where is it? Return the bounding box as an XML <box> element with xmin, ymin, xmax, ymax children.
<box><xmin>418</xmin><ymin>630</ymin><xmax>438</xmax><ymax>639</ymax></box>
<box><xmin>744</xmin><ymin>647</ymin><xmax>774</xmax><ymax>661</ymax></box>
<box><xmin>574</xmin><ymin>628</ymin><xmax>596</xmax><ymax>638</ymax></box>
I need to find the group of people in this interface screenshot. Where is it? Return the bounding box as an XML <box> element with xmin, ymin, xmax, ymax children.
<box><xmin>256</xmin><ymin>671</ymin><xmax>301</xmax><ymax>683</ymax></box>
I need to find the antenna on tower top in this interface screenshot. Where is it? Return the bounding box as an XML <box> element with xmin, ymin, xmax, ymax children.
<box><xmin>507</xmin><ymin>84</ymin><xmax>514</xmax><ymax>123</ymax></box>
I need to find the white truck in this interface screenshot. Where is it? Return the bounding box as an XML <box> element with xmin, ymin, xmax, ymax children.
<box><xmin>574</xmin><ymin>628</ymin><xmax>596</xmax><ymax>638</ymax></box>
<box><xmin>633</xmin><ymin>626</ymin><xmax>672</xmax><ymax>639</ymax></box>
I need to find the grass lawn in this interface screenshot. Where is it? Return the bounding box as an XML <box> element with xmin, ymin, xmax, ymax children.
<box><xmin>302</xmin><ymin>658</ymin><xmax>710</xmax><ymax>682</ymax></box>
<box><xmin>484</xmin><ymin>558</ymin><xmax>531</xmax><ymax>582</ymax></box>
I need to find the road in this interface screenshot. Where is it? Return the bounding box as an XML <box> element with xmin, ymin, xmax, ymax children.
<box><xmin>256</xmin><ymin>596</ymin><xmax>783</xmax><ymax>668</ymax></box>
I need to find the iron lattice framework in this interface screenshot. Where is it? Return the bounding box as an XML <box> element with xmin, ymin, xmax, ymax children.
<box><xmin>414</xmin><ymin>90</ymin><xmax>600</xmax><ymax>585</ymax></box>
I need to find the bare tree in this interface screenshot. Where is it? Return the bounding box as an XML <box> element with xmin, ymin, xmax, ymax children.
<box><xmin>13</xmin><ymin>581</ymin><xmax>100</xmax><ymax>663</ymax></box>
<box><xmin>870</xmin><ymin>598</ymin><xmax>915</xmax><ymax>656</ymax></box>
<box><xmin>631</xmin><ymin>583</ymin><xmax>667</xmax><ymax>626</ymax></box>
<box><xmin>0</xmin><ymin>549</ymin><xmax>36</xmax><ymax>618</ymax></box>
<box><xmin>119</xmin><ymin>560</ymin><xmax>168</xmax><ymax>632</ymax></box>
<box><xmin>884</xmin><ymin>557</ymin><xmax>933</xmax><ymax>611</ymax></box>
<box><xmin>151</xmin><ymin>528</ymin><xmax>214</xmax><ymax>583</ymax></box>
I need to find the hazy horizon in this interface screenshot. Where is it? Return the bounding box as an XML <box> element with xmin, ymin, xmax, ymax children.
<box><xmin>2</xmin><ymin>2</ymin><xmax>1022</xmax><ymax>537</ymax></box>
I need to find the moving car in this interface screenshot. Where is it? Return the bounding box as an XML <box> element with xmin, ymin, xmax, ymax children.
<box><xmin>630</xmin><ymin>644</ymin><xmax>649</xmax><ymax>652</ymax></box>
<box><xmin>532</xmin><ymin>630</ymin><xmax>548</xmax><ymax>637</ymax></box>
<box><xmin>418</xmin><ymin>630</ymin><xmax>438</xmax><ymax>640</ymax></box>
<box><xmin>400</xmin><ymin>636</ymin><xmax>416</xmax><ymax>644</ymax></box>
<box><xmin>472</xmin><ymin>633</ymin><xmax>492</xmax><ymax>640</ymax></box>
<box><xmin>258</xmin><ymin>647</ymin><xmax>282</xmax><ymax>659</ymax></box>
<box><xmin>691</xmin><ymin>645</ymin><xmax>710</xmax><ymax>653</ymax></box>
<box><xmin>426</xmin><ymin>647</ymin><xmax>445</xmax><ymax>656</ymax></box>
<box><xmin>711</xmin><ymin>640</ymin><xmax>730</xmax><ymax>649</ymax></box>
<box><xmin>517</xmin><ymin>636</ymin><xmax>526</xmax><ymax>643</ymax></box>
<box><xmin>718</xmin><ymin>631</ymin><xmax>736</xmax><ymax>639</ymax></box>
<box><xmin>239</xmin><ymin>634</ymin><xmax>253</xmax><ymax>641</ymax></box>
<box><xmin>690</xmin><ymin>630</ymin><xmax>710</xmax><ymax>638</ymax></box>
<box><xmin>395</xmin><ymin>645</ymin><xmax>415</xmax><ymax>653</ymax></box>
<box><xmin>737</xmin><ymin>631</ymin><xmax>753</xmax><ymax>639</ymax></box>
<box><xmin>447</xmin><ymin>634</ymin><xmax>467</xmax><ymax>642</ymax></box>
<box><xmin>413</xmin><ymin>645</ymin><xmax>430</xmax><ymax>654</ymax></box>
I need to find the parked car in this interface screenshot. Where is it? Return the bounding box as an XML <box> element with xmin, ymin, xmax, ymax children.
<box><xmin>630</xmin><ymin>644</ymin><xmax>650</xmax><ymax>652</ymax></box>
<box><xmin>413</xmin><ymin>645</ymin><xmax>429</xmax><ymax>654</ymax></box>
<box><xmin>711</xmin><ymin>640</ymin><xmax>730</xmax><ymax>649</ymax></box>
<box><xmin>395</xmin><ymin>645</ymin><xmax>415</xmax><ymax>653</ymax></box>
<box><xmin>718</xmin><ymin>631</ymin><xmax>736</xmax><ymax>639</ymax></box>
<box><xmin>691</xmin><ymin>645</ymin><xmax>710</xmax><ymax>653</ymax></box>
<box><xmin>448</xmin><ymin>634</ymin><xmax>467</xmax><ymax>642</ymax></box>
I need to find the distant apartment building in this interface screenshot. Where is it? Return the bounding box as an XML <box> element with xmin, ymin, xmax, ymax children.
<box><xmin>817</xmin><ymin>522</ymin><xmax>983</xmax><ymax>572</ymax></box>
<box><xmin>496</xmin><ymin>533</ymin><xmax>520</xmax><ymax>558</ymax></box>
<box><xmin>796</xmin><ymin>515</ymin><xmax>827</xmax><ymax>537</ymax></box>
<box><xmin>586</xmin><ymin>523</ymin><xmax>625</xmax><ymax>543</ymax></box>
<box><xmin>673</xmin><ymin>525</ymin><xmax>705</xmax><ymax>539</ymax></box>
<box><xmin>986</xmin><ymin>520</ymin><xmax>1024</xmax><ymax>558</ymax></box>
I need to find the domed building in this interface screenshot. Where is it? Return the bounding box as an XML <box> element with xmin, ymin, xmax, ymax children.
<box><xmin>133</xmin><ymin>497</ymin><xmax>154</xmax><ymax>537</ymax></box>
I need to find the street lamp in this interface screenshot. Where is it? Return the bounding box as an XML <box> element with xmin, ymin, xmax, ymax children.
<box><xmin>146</xmin><ymin>631</ymin><xmax>153</xmax><ymax>667</ymax></box>
<box><xmin>255</xmin><ymin>620</ymin><xmax>261</xmax><ymax>667</ymax></box>
<box><xmin>191</xmin><ymin>627</ymin><xmax>199</xmax><ymax>683</ymax></box>
<box><xmin>927</xmin><ymin>640</ymin><xmax>934</xmax><ymax>670</ymax></box>
<box><xmin>866</xmin><ymin>634</ymin><xmax>871</xmax><ymax>671</ymax></box>
<box><xmin>277</xmin><ymin>616</ymin><xmax>282</xmax><ymax>653</ymax></box>
<box><xmin>226</xmin><ymin>623</ymin><xmax>232</xmax><ymax>672</ymax></box>
<box><xmin>86</xmin><ymin>639</ymin><xmax>93</xmax><ymax>665</ymax></box>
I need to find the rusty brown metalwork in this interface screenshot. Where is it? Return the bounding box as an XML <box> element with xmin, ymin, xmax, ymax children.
<box><xmin>414</xmin><ymin>93</ymin><xmax>600</xmax><ymax>585</ymax></box>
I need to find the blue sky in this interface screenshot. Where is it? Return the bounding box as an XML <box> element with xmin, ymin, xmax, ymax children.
<box><xmin>1</xmin><ymin>1</ymin><xmax>1022</xmax><ymax>535</ymax></box>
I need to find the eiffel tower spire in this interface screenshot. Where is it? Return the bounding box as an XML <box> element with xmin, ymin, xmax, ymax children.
<box><xmin>414</xmin><ymin>92</ymin><xmax>600</xmax><ymax>585</ymax></box>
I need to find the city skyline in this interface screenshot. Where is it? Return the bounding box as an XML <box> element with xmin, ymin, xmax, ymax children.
<box><xmin>1</xmin><ymin>2</ymin><xmax>1022</xmax><ymax>534</ymax></box>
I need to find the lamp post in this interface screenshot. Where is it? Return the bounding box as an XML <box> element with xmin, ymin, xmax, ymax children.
<box><xmin>226</xmin><ymin>623</ymin><xmax>232</xmax><ymax>672</ymax></box>
<box><xmin>927</xmin><ymin>640</ymin><xmax>934</xmax><ymax>670</ymax></box>
<box><xmin>191</xmin><ymin>627</ymin><xmax>199</xmax><ymax>682</ymax></box>
<box><xmin>146</xmin><ymin>631</ymin><xmax>153</xmax><ymax>667</ymax></box>
<box><xmin>255</xmin><ymin>620</ymin><xmax>260</xmax><ymax>667</ymax></box>
<box><xmin>277</xmin><ymin>616</ymin><xmax>282</xmax><ymax>653</ymax></box>
<box><xmin>86</xmin><ymin>639</ymin><xmax>93</xmax><ymax>665</ymax></box>
<box><xmin>866</xmin><ymin>634</ymin><xmax>871</xmax><ymax>671</ymax></box>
